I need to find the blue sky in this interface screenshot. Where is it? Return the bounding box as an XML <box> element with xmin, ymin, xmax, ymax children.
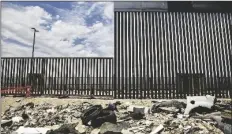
<box><xmin>1</xmin><ymin>2</ymin><xmax>114</xmax><ymax>57</ymax></box>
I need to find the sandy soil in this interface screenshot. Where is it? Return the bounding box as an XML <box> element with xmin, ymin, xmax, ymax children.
<box><xmin>1</xmin><ymin>97</ymin><xmax>230</xmax><ymax>115</ymax></box>
<box><xmin>1</xmin><ymin>97</ymin><xmax>153</xmax><ymax>115</ymax></box>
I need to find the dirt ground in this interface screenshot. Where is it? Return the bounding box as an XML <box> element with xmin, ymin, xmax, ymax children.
<box><xmin>1</xmin><ymin>97</ymin><xmax>154</xmax><ymax>115</ymax></box>
<box><xmin>1</xmin><ymin>96</ymin><xmax>230</xmax><ymax>115</ymax></box>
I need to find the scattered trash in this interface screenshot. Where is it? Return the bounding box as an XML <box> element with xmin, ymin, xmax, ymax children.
<box><xmin>1</xmin><ymin>120</ymin><xmax>13</xmax><ymax>127</ymax></box>
<box><xmin>16</xmin><ymin>99</ymin><xmax>22</xmax><ymax>102</ymax></box>
<box><xmin>91</xmin><ymin>110</ymin><xmax>117</xmax><ymax>128</ymax></box>
<box><xmin>184</xmin><ymin>95</ymin><xmax>216</xmax><ymax>115</ymax></box>
<box><xmin>183</xmin><ymin>125</ymin><xmax>191</xmax><ymax>130</ymax></box>
<box><xmin>99</xmin><ymin>122</ymin><xmax>129</xmax><ymax>134</ymax></box>
<box><xmin>127</xmin><ymin>105</ymin><xmax>150</xmax><ymax>119</ymax></box>
<box><xmin>91</xmin><ymin>128</ymin><xmax>100</xmax><ymax>134</ymax></box>
<box><xmin>150</xmin><ymin>124</ymin><xmax>164</xmax><ymax>134</ymax></box>
<box><xmin>12</xmin><ymin>126</ymin><xmax>50</xmax><ymax>134</ymax></box>
<box><xmin>2</xmin><ymin>97</ymin><xmax>229</xmax><ymax>134</ymax></box>
<box><xmin>158</xmin><ymin>107</ymin><xmax>179</xmax><ymax>113</ymax></box>
<box><xmin>104</xmin><ymin>101</ymin><xmax>121</xmax><ymax>112</ymax></box>
<box><xmin>12</xmin><ymin>116</ymin><xmax>24</xmax><ymax>123</ymax></box>
<box><xmin>177</xmin><ymin>114</ymin><xmax>184</xmax><ymax>119</ymax></box>
<box><xmin>151</xmin><ymin>100</ymin><xmax>186</xmax><ymax>113</ymax></box>
<box><xmin>75</xmin><ymin>121</ymin><xmax>87</xmax><ymax>134</ymax></box>
<box><xmin>46</xmin><ymin>124</ymin><xmax>78</xmax><ymax>134</ymax></box>
<box><xmin>81</xmin><ymin>105</ymin><xmax>103</xmax><ymax>126</ymax></box>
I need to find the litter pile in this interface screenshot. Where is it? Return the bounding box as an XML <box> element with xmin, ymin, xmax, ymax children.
<box><xmin>1</xmin><ymin>95</ymin><xmax>231</xmax><ymax>134</ymax></box>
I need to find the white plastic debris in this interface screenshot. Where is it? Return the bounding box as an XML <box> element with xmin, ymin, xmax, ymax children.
<box><xmin>184</xmin><ymin>95</ymin><xmax>216</xmax><ymax>115</ymax></box>
<box><xmin>177</xmin><ymin>114</ymin><xmax>184</xmax><ymax>119</ymax></box>
<box><xmin>184</xmin><ymin>125</ymin><xmax>192</xmax><ymax>130</ymax></box>
<box><xmin>12</xmin><ymin>116</ymin><xmax>24</xmax><ymax>123</ymax></box>
<box><xmin>1</xmin><ymin>120</ymin><xmax>12</xmax><ymax>125</ymax></box>
<box><xmin>46</xmin><ymin>107</ymin><xmax>56</xmax><ymax>114</ymax></box>
<box><xmin>150</xmin><ymin>124</ymin><xmax>164</xmax><ymax>134</ymax></box>
<box><xmin>12</xmin><ymin>126</ymin><xmax>50</xmax><ymax>134</ymax></box>
<box><xmin>127</xmin><ymin>105</ymin><xmax>150</xmax><ymax>115</ymax></box>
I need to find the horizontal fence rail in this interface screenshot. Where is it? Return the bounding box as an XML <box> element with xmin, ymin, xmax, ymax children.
<box><xmin>1</xmin><ymin>57</ymin><xmax>114</xmax><ymax>97</ymax></box>
<box><xmin>114</xmin><ymin>11</ymin><xmax>232</xmax><ymax>99</ymax></box>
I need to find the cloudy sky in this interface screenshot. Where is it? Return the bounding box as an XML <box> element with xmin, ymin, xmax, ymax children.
<box><xmin>1</xmin><ymin>2</ymin><xmax>114</xmax><ymax>57</ymax></box>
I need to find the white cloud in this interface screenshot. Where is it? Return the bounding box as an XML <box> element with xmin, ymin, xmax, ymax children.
<box><xmin>56</xmin><ymin>15</ymin><xmax>60</xmax><ymax>19</ymax></box>
<box><xmin>1</xmin><ymin>2</ymin><xmax>114</xmax><ymax>57</ymax></box>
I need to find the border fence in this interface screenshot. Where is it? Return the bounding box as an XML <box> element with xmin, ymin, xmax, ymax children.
<box><xmin>1</xmin><ymin>12</ymin><xmax>232</xmax><ymax>99</ymax></box>
<box><xmin>114</xmin><ymin>12</ymin><xmax>232</xmax><ymax>99</ymax></box>
<box><xmin>1</xmin><ymin>57</ymin><xmax>113</xmax><ymax>97</ymax></box>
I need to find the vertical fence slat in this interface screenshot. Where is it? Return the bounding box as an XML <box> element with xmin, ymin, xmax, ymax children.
<box><xmin>77</xmin><ymin>58</ymin><xmax>80</xmax><ymax>95</ymax></box>
<box><xmin>222</xmin><ymin>14</ymin><xmax>231</xmax><ymax>98</ymax></box>
<box><xmin>1</xmin><ymin>59</ymin><xmax>5</xmax><ymax>89</ymax></box>
<box><xmin>125</xmin><ymin>12</ymin><xmax>128</xmax><ymax>99</ymax></box>
<box><xmin>54</xmin><ymin>58</ymin><xmax>58</xmax><ymax>95</ymax></box>
<box><xmin>92</xmin><ymin>59</ymin><xmax>94</xmax><ymax>96</ymax></box>
<box><xmin>18</xmin><ymin>59</ymin><xmax>23</xmax><ymax>95</ymax></box>
<box><xmin>144</xmin><ymin>12</ymin><xmax>149</xmax><ymax>99</ymax></box>
<box><xmin>128</xmin><ymin>12</ymin><xmax>132</xmax><ymax>99</ymax></box>
<box><xmin>10</xmin><ymin>58</ymin><xmax>13</xmax><ymax>89</ymax></box>
<box><xmin>59</xmin><ymin>58</ymin><xmax>62</xmax><ymax>96</ymax></box>
<box><xmin>102</xmin><ymin>59</ymin><xmax>105</xmax><ymax>96</ymax></box>
<box><xmin>81</xmin><ymin>59</ymin><xmax>83</xmax><ymax>95</ymax></box>
<box><xmin>48</xmin><ymin>58</ymin><xmax>51</xmax><ymax>95</ymax></box>
<box><xmin>105</xmin><ymin>59</ymin><xmax>108</xmax><ymax>96</ymax></box>
<box><xmin>118</xmin><ymin>12</ymin><xmax>121</xmax><ymax>99</ymax></box>
<box><xmin>132</xmin><ymin>12</ymin><xmax>136</xmax><ymax>99</ymax></box>
<box><xmin>74</xmin><ymin>58</ymin><xmax>77</xmax><ymax>95</ymax></box>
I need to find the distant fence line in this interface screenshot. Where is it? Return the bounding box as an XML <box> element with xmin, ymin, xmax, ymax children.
<box><xmin>1</xmin><ymin>57</ymin><xmax>114</xmax><ymax>96</ymax></box>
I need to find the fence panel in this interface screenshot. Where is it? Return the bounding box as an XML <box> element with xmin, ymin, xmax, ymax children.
<box><xmin>114</xmin><ymin>11</ymin><xmax>232</xmax><ymax>99</ymax></box>
<box><xmin>1</xmin><ymin>57</ymin><xmax>113</xmax><ymax>97</ymax></box>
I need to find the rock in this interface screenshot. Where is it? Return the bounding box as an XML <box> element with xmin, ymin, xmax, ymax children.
<box><xmin>75</xmin><ymin>121</ymin><xmax>87</xmax><ymax>134</ymax></box>
<box><xmin>73</xmin><ymin>112</ymin><xmax>81</xmax><ymax>118</ymax></box>
<box><xmin>13</xmin><ymin>105</ymin><xmax>24</xmax><ymax>112</ymax></box>
<box><xmin>223</xmin><ymin>123</ymin><xmax>232</xmax><ymax>134</ymax></box>
<box><xmin>12</xmin><ymin>126</ymin><xmax>50</xmax><ymax>134</ymax></box>
<box><xmin>127</xmin><ymin>106</ymin><xmax>150</xmax><ymax>114</ymax></box>
<box><xmin>184</xmin><ymin>125</ymin><xmax>191</xmax><ymax>131</ymax></box>
<box><xmin>158</xmin><ymin>107</ymin><xmax>179</xmax><ymax>113</ymax></box>
<box><xmin>46</xmin><ymin>124</ymin><xmax>78</xmax><ymax>134</ymax></box>
<box><xmin>1</xmin><ymin>120</ymin><xmax>13</xmax><ymax>127</ymax></box>
<box><xmin>120</xmin><ymin>102</ymin><xmax>132</xmax><ymax>109</ymax></box>
<box><xmin>45</xmin><ymin>125</ymin><xmax>61</xmax><ymax>130</ymax></box>
<box><xmin>121</xmin><ymin>129</ymin><xmax>133</xmax><ymax>134</ymax></box>
<box><xmin>105</xmin><ymin>102</ymin><xmax>121</xmax><ymax>112</ymax></box>
<box><xmin>222</xmin><ymin>110</ymin><xmax>232</xmax><ymax>121</ymax></box>
<box><xmin>46</xmin><ymin>107</ymin><xmax>56</xmax><ymax>114</ymax></box>
<box><xmin>127</xmin><ymin>106</ymin><xmax>150</xmax><ymax>119</ymax></box>
<box><xmin>184</xmin><ymin>126</ymin><xmax>201</xmax><ymax>134</ymax></box>
<box><xmin>150</xmin><ymin>124</ymin><xmax>164</xmax><ymax>134</ymax></box>
<box><xmin>16</xmin><ymin>99</ymin><xmax>22</xmax><ymax>102</ymax></box>
<box><xmin>99</xmin><ymin>122</ymin><xmax>127</xmax><ymax>134</ymax></box>
<box><xmin>25</xmin><ymin>102</ymin><xmax>35</xmax><ymax>108</ymax></box>
<box><xmin>69</xmin><ymin>117</ymin><xmax>80</xmax><ymax>124</ymax></box>
<box><xmin>177</xmin><ymin>114</ymin><xmax>184</xmax><ymax>119</ymax></box>
<box><xmin>91</xmin><ymin>129</ymin><xmax>100</xmax><ymax>134</ymax></box>
<box><xmin>145</xmin><ymin>120</ymin><xmax>153</xmax><ymax>127</ymax></box>
<box><xmin>151</xmin><ymin>100</ymin><xmax>186</xmax><ymax>113</ymax></box>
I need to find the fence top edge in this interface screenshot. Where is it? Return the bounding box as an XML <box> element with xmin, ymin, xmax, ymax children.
<box><xmin>114</xmin><ymin>11</ymin><xmax>232</xmax><ymax>14</ymax></box>
<box><xmin>1</xmin><ymin>57</ymin><xmax>114</xmax><ymax>59</ymax></box>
